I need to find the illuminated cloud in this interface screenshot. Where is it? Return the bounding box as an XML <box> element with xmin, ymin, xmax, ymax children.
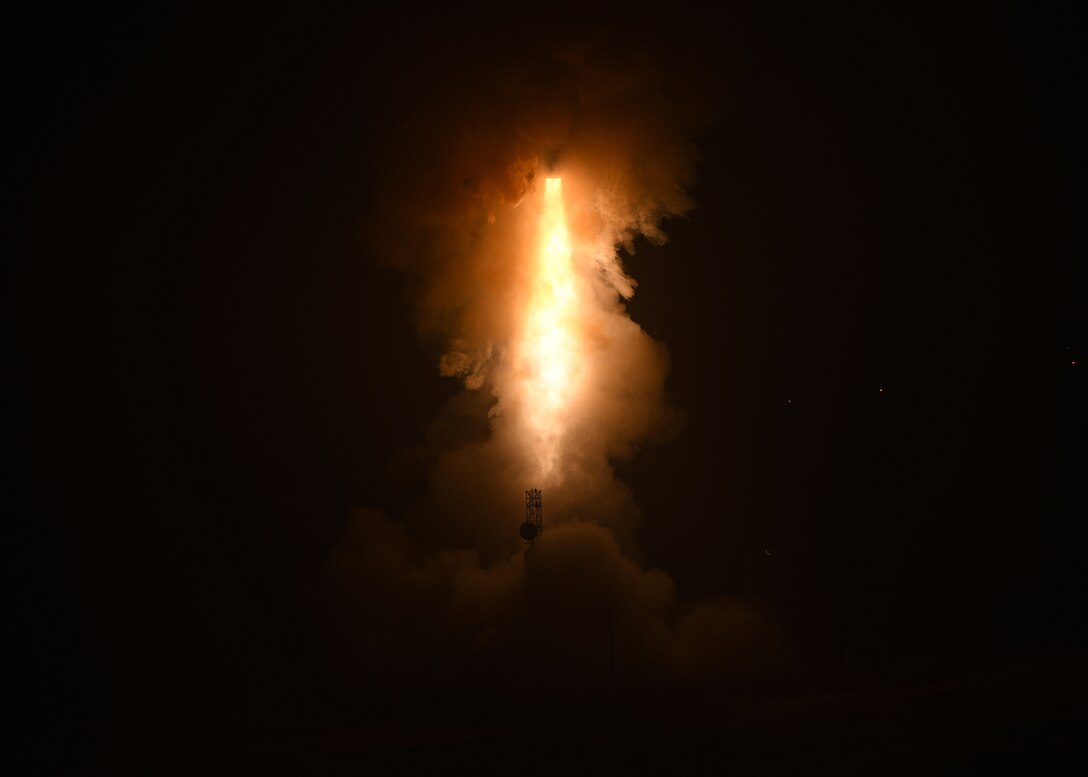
<box><xmin>327</xmin><ymin>21</ymin><xmax>781</xmax><ymax>689</ymax></box>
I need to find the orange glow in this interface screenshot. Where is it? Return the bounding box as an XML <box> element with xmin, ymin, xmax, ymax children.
<box><xmin>513</xmin><ymin>177</ymin><xmax>584</xmax><ymax>479</ymax></box>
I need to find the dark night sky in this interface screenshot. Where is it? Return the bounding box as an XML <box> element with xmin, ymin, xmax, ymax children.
<box><xmin>17</xmin><ymin>3</ymin><xmax>1084</xmax><ymax>773</ymax></box>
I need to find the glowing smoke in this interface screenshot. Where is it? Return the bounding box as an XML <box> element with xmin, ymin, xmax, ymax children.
<box><xmin>328</xmin><ymin>23</ymin><xmax>784</xmax><ymax>689</ymax></box>
<box><xmin>361</xmin><ymin>42</ymin><xmax>702</xmax><ymax>552</ymax></box>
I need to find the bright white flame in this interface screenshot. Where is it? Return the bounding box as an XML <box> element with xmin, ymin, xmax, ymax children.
<box><xmin>512</xmin><ymin>177</ymin><xmax>584</xmax><ymax>479</ymax></box>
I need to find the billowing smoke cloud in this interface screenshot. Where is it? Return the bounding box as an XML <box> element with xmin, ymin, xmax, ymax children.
<box><xmin>327</xmin><ymin>510</ymin><xmax>782</xmax><ymax>692</ymax></box>
<box><xmin>326</xmin><ymin>19</ymin><xmax>784</xmax><ymax>691</ymax></box>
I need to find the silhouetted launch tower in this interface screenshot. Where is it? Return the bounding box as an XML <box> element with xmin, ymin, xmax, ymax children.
<box><xmin>520</xmin><ymin>488</ymin><xmax>543</xmax><ymax>547</ymax></box>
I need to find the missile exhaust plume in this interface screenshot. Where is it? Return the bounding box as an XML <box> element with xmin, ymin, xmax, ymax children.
<box><xmin>326</xmin><ymin>24</ymin><xmax>784</xmax><ymax>691</ymax></box>
<box><xmin>511</xmin><ymin>177</ymin><xmax>581</xmax><ymax>481</ymax></box>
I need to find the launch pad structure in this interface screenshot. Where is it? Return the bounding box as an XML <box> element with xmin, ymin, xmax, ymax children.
<box><xmin>520</xmin><ymin>489</ymin><xmax>543</xmax><ymax>547</ymax></box>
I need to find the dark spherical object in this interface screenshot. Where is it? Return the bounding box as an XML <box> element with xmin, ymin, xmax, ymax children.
<box><xmin>519</xmin><ymin>521</ymin><xmax>539</xmax><ymax>542</ymax></box>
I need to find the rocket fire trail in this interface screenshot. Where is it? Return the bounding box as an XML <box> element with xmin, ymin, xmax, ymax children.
<box><xmin>332</xmin><ymin>27</ymin><xmax>792</xmax><ymax>691</ymax></box>
<box><xmin>511</xmin><ymin>177</ymin><xmax>585</xmax><ymax>481</ymax></box>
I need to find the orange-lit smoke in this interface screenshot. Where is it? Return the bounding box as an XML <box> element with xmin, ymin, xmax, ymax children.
<box><xmin>433</xmin><ymin>156</ymin><xmax>684</xmax><ymax>548</ymax></box>
<box><xmin>328</xmin><ymin>28</ymin><xmax>787</xmax><ymax>691</ymax></box>
<box><xmin>366</xmin><ymin>40</ymin><xmax>709</xmax><ymax>550</ymax></box>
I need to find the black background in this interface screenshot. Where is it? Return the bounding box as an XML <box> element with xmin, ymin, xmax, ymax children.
<box><xmin>17</xmin><ymin>3</ymin><xmax>1083</xmax><ymax>772</ymax></box>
